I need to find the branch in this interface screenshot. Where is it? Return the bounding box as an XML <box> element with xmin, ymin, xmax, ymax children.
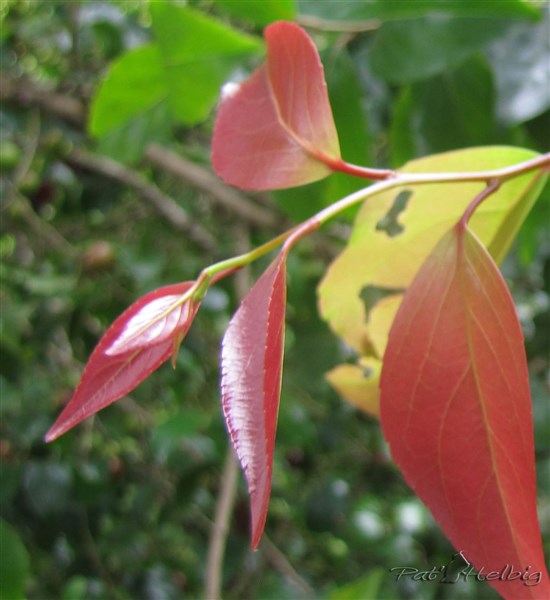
<box><xmin>145</xmin><ymin>144</ymin><xmax>282</xmax><ymax>230</ymax></box>
<box><xmin>261</xmin><ymin>536</ymin><xmax>315</xmax><ymax>597</ymax></box>
<box><xmin>65</xmin><ymin>148</ymin><xmax>216</xmax><ymax>251</ymax></box>
<box><xmin>205</xmin><ymin>449</ymin><xmax>240</xmax><ymax>600</ymax></box>
<box><xmin>0</xmin><ymin>73</ymin><xmax>85</xmax><ymax>127</ymax></box>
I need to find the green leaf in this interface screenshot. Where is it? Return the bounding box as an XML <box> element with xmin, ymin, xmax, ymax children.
<box><xmin>214</xmin><ymin>0</ymin><xmax>296</xmax><ymax>26</ymax></box>
<box><xmin>488</xmin><ymin>7</ymin><xmax>550</xmax><ymax>124</ymax></box>
<box><xmin>89</xmin><ymin>44</ymin><xmax>167</xmax><ymax>138</ymax></box>
<box><xmin>151</xmin><ymin>1</ymin><xmax>262</xmax><ymax>124</ymax></box>
<box><xmin>329</xmin><ymin>568</ymin><xmax>385</xmax><ymax>600</ymax></box>
<box><xmin>89</xmin><ymin>44</ymin><xmax>172</xmax><ymax>162</ymax></box>
<box><xmin>319</xmin><ymin>147</ymin><xmax>547</xmax><ymax>355</ymax></box>
<box><xmin>390</xmin><ymin>56</ymin><xmax>497</xmax><ymax>161</ymax></box>
<box><xmin>0</xmin><ymin>519</ymin><xmax>29</xmax><ymax>600</ymax></box>
<box><xmin>89</xmin><ymin>4</ymin><xmax>261</xmax><ymax>162</ymax></box>
<box><xmin>96</xmin><ymin>99</ymin><xmax>172</xmax><ymax>164</ymax></box>
<box><xmin>297</xmin><ymin>0</ymin><xmax>540</xmax><ymax>22</ymax></box>
<box><xmin>389</xmin><ymin>86</ymin><xmax>415</xmax><ymax>167</ymax></box>
<box><xmin>370</xmin><ymin>17</ymin><xmax>514</xmax><ymax>84</ymax></box>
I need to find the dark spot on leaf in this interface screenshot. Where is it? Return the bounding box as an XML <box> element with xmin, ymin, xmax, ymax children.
<box><xmin>375</xmin><ymin>189</ymin><xmax>412</xmax><ymax>237</ymax></box>
<box><xmin>360</xmin><ymin>285</ymin><xmax>403</xmax><ymax>318</ymax></box>
<box><xmin>360</xmin><ymin>364</ymin><xmax>374</xmax><ymax>378</ymax></box>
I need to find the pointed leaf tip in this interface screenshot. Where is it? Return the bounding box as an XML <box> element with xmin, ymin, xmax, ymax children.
<box><xmin>212</xmin><ymin>21</ymin><xmax>340</xmax><ymax>190</ymax></box>
<box><xmin>45</xmin><ymin>282</ymin><xmax>199</xmax><ymax>442</ymax></box>
<box><xmin>380</xmin><ymin>227</ymin><xmax>549</xmax><ymax>598</ymax></box>
<box><xmin>221</xmin><ymin>253</ymin><xmax>287</xmax><ymax>548</ymax></box>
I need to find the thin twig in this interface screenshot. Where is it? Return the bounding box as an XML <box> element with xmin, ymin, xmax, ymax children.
<box><xmin>205</xmin><ymin>449</ymin><xmax>240</xmax><ymax>600</ymax></box>
<box><xmin>0</xmin><ymin>73</ymin><xmax>85</xmax><ymax>127</ymax></box>
<box><xmin>145</xmin><ymin>144</ymin><xmax>281</xmax><ymax>230</ymax></box>
<box><xmin>261</xmin><ymin>535</ymin><xmax>315</xmax><ymax>597</ymax></box>
<box><xmin>12</xmin><ymin>109</ymin><xmax>41</xmax><ymax>187</ymax></box>
<box><xmin>65</xmin><ymin>148</ymin><xmax>216</xmax><ymax>251</ymax></box>
<box><xmin>6</xmin><ymin>188</ymin><xmax>77</xmax><ymax>256</ymax></box>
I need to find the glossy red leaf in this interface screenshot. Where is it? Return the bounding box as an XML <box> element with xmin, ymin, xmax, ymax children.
<box><xmin>212</xmin><ymin>21</ymin><xmax>340</xmax><ymax>190</ymax></box>
<box><xmin>45</xmin><ymin>282</ymin><xmax>198</xmax><ymax>442</ymax></box>
<box><xmin>221</xmin><ymin>252</ymin><xmax>287</xmax><ymax>548</ymax></box>
<box><xmin>380</xmin><ymin>226</ymin><xmax>549</xmax><ymax>599</ymax></box>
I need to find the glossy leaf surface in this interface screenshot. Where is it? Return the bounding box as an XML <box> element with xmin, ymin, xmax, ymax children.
<box><xmin>221</xmin><ymin>253</ymin><xmax>287</xmax><ymax>548</ymax></box>
<box><xmin>212</xmin><ymin>21</ymin><xmax>340</xmax><ymax>190</ymax></box>
<box><xmin>380</xmin><ymin>226</ymin><xmax>549</xmax><ymax>599</ymax></box>
<box><xmin>45</xmin><ymin>283</ymin><xmax>197</xmax><ymax>442</ymax></box>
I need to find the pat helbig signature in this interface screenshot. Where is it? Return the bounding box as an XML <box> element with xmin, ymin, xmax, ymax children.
<box><xmin>390</xmin><ymin>551</ymin><xmax>542</xmax><ymax>587</ymax></box>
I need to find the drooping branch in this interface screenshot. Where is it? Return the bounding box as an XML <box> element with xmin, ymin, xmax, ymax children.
<box><xmin>65</xmin><ymin>148</ymin><xmax>216</xmax><ymax>252</ymax></box>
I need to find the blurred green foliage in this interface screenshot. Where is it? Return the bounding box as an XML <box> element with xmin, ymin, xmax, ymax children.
<box><xmin>1</xmin><ymin>1</ymin><xmax>548</xmax><ymax>599</ymax></box>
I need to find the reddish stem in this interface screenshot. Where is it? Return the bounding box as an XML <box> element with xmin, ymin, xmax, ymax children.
<box><xmin>458</xmin><ymin>179</ymin><xmax>501</xmax><ymax>229</ymax></box>
<box><xmin>322</xmin><ymin>156</ymin><xmax>395</xmax><ymax>181</ymax></box>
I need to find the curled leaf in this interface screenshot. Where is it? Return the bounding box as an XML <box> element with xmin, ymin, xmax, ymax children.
<box><xmin>380</xmin><ymin>226</ymin><xmax>549</xmax><ymax>598</ymax></box>
<box><xmin>106</xmin><ymin>289</ymin><xmax>197</xmax><ymax>355</ymax></box>
<box><xmin>212</xmin><ymin>21</ymin><xmax>340</xmax><ymax>190</ymax></box>
<box><xmin>221</xmin><ymin>252</ymin><xmax>287</xmax><ymax>548</ymax></box>
<box><xmin>45</xmin><ymin>282</ymin><xmax>198</xmax><ymax>442</ymax></box>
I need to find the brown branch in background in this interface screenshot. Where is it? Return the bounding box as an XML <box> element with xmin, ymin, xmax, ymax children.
<box><xmin>65</xmin><ymin>148</ymin><xmax>216</xmax><ymax>252</ymax></box>
<box><xmin>261</xmin><ymin>535</ymin><xmax>314</xmax><ymax>597</ymax></box>
<box><xmin>2</xmin><ymin>73</ymin><xmax>282</xmax><ymax>234</ymax></box>
<box><xmin>7</xmin><ymin>188</ymin><xmax>77</xmax><ymax>256</ymax></box>
<box><xmin>0</xmin><ymin>73</ymin><xmax>86</xmax><ymax>128</ymax></box>
<box><xmin>205</xmin><ymin>448</ymin><xmax>240</xmax><ymax>599</ymax></box>
<box><xmin>145</xmin><ymin>144</ymin><xmax>281</xmax><ymax>230</ymax></box>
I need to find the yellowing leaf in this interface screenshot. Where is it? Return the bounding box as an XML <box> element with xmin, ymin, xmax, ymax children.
<box><xmin>368</xmin><ymin>294</ymin><xmax>402</xmax><ymax>358</ymax></box>
<box><xmin>325</xmin><ymin>358</ymin><xmax>381</xmax><ymax>418</ymax></box>
<box><xmin>319</xmin><ymin>147</ymin><xmax>546</xmax><ymax>354</ymax></box>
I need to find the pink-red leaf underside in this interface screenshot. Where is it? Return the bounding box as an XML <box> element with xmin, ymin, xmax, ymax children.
<box><xmin>380</xmin><ymin>226</ymin><xmax>549</xmax><ymax>599</ymax></box>
<box><xmin>212</xmin><ymin>21</ymin><xmax>340</xmax><ymax>190</ymax></box>
<box><xmin>221</xmin><ymin>253</ymin><xmax>287</xmax><ymax>548</ymax></box>
<box><xmin>45</xmin><ymin>282</ymin><xmax>198</xmax><ymax>442</ymax></box>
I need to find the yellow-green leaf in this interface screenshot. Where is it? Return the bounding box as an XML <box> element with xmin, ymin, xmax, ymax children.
<box><xmin>319</xmin><ymin>146</ymin><xmax>546</xmax><ymax>355</ymax></box>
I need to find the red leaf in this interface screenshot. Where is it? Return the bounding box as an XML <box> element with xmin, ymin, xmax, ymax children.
<box><xmin>45</xmin><ymin>282</ymin><xmax>198</xmax><ymax>442</ymax></box>
<box><xmin>212</xmin><ymin>21</ymin><xmax>340</xmax><ymax>190</ymax></box>
<box><xmin>380</xmin><ymin>226</ymin><xmax>549</xmax><ymax>599</ymax></box>
<box><xmin>106</xmin><ymin>289</ymin><xmax>196</xmax><ymax>355</ymax></box>
<box><xmin>221</xmin><ymin>252</ymin><xmax>287</xmax><ymax>548</ymax></box>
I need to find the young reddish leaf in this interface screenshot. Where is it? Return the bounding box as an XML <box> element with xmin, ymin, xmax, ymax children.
<box><xmin>212</xmin><ymin>21</ymin><xmax>340</xmax><ymax>190</ymax></box>
<box><xmin>221</xmin><ymin>252</ymin><xmax>287</xmax><ymax>548</ymax></box>
<box><xmin>380</xmin><ymin>226</ymin><xmax>549</xmax><ymax>599</ymax></box>
<box><xmin>106</xmin><ymin>290</ymin><xmax>197</xmax><ymax>355</ymax></box>
<box><xmin>45</xmin><ymin>282</ymin><xmax>198</xmax><ymax>442</ymax></box>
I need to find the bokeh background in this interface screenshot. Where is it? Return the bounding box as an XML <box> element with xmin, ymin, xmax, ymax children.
<box><xmin>1</xmin><ymin>1</ymin><xmax>549</xmax><ymax>598</ymax></box>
